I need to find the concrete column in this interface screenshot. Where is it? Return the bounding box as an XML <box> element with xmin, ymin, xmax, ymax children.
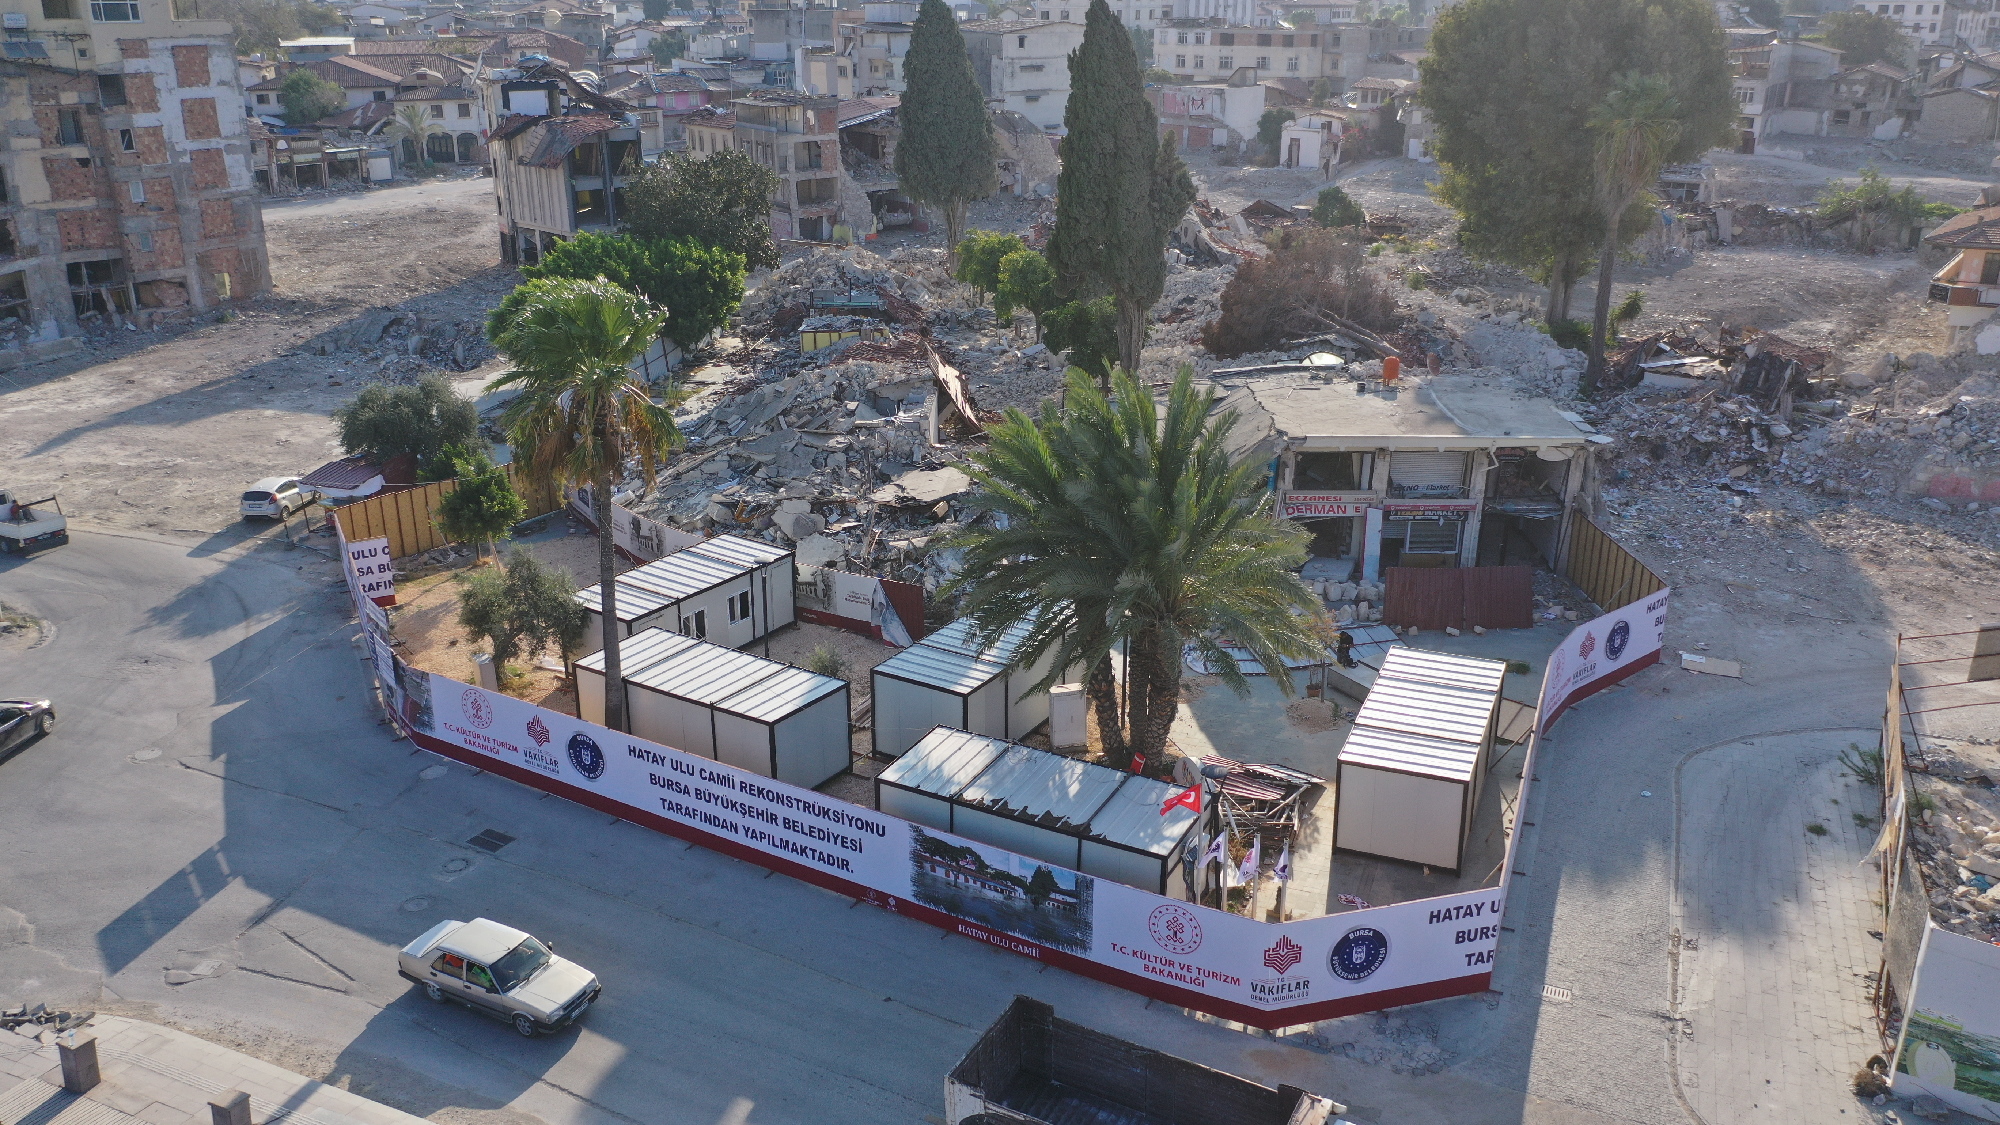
<box><xmin>209</xmin><ymin>1089</ymin><xmax>252</xmax><ymax>1125</ymax></box>
<box><xmin>1460</xmin><ymin>451</ymin><xmax>1489</xmax><ymax>568</ymax></box>
<box><xmin>1361</xmin><ymin>506</ymin><xmax>1383</xmax><ymax>584</ymax></box>
<box><xmin>57</xmin><ymin>1032</ymin><xmax>99</xmax><ymax>1094</ymax></box>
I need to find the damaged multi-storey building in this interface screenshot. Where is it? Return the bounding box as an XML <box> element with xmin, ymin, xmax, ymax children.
<box><xmin>485</xmin><ymin>57</ymin><xmax>644</xmax><ymax>264</ymax></box>
<box><xmin>0</xmin><ymin>0</ymin><xmax>269</xmax><ymax>364</ymax></box>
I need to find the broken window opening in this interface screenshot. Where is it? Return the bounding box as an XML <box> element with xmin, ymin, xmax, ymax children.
<box><xmin>66</xmin><ymin>257</ymin><xmax>131</xmax><ymax>323</ymax></box>
<box><xmin>97</xmin><ymin>73</ymin><xmax>125</xmax><ymax>106</ymax></box>
<box><xmin>56</xmin><ymin>109</ymin><xmax>84</xmax><ymax>146</ymax></box>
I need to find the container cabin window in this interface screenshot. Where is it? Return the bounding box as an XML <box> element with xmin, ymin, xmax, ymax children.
<box><xmin>682</xmin><ymin>610</ymin><xmax>707</xmax><ymax>639</ymax></box>
<box><xmin>727</xmin><ymin>590</ymin><xmax>751</xmax><ymax>622</ymax></box>
<box><xmin>1294</xmin><ymin>451</ymin><xmax>1366</xmax><ymax>491</ymax></box>
<box><xmin>91</xmin><ymin>0</ymin><xmax>142</xmax><ymax>20</ymax></box>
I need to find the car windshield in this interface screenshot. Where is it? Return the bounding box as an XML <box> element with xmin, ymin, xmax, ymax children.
<box><xmin>242</xmin><ymin>492</ymin><xmax>272</xmax><ymax>502</ymax></box>
<box><xmin>489</xmin><ymin>937</ymin><xmax>552</xmax><ymax>992</ymax></box>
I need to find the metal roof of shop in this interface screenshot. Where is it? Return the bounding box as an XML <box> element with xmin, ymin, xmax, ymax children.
<box><xmin>687</xmin><ymin>533</ymin><xmax>791</xmax><ymax>569</ymax></box>
<box><xmin>873</xmin><ymin>642</ymin><xmax>1009</xmax><ymax>695</ymax></box>
<box><xmin>713</xmin><ymin>663</ymin><xmax>845</xmax><ymax>722</ymax></box>
<box><xmin>955</xmin><ymin>744</ymin><xmax>1124</xmax><ymax>833</ymax></box>
<box><xmin>575</xmin><ymin>548</ymin><xmax>753</xmax><ymax>621</ymax></box>
<box><xmin>1376</xmin><ymin>648</ymin><xmax>1507</xmax><ymax>694</ymax></box>
<box><xmin>1353</xmin><ymin>674</ymin><xmax>1497</xmax><ymax>745</ymax></box>
<box><xmin>918</xmin><ymin>617</ymin><xmax>1035</xmax><ymax>666</ymax></box>
<box><xmin>624</xmin><ymin>638</ymin><xmax>777</xmax><ymax>705</ymax></box>
<box><xmin>877</xmin><ymin>727</ymin><xmax>1012</xmax><ymax>798</ymax></box>
<box><xmin>1338</xmin><ymin>725</ymin><xmax>1481</xmax><ymax>783</ymax></box>
<box><xmin>574</xmin><ymin>627</ymin><xmax>702</xmax><ymax>678</ymax></box>
<box><xmin>1084</xmin><ymin>773</ymin><xmax>1199</xmax><ymax>858</ymax></box>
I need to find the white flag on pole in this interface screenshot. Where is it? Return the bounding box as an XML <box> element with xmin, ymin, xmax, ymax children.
<box><xmin>1273</xmin><ymin>842</ymin><xmax>1292</xmax><ymax>884</ymax></box>
<box><xmin>1237</xmin><ymin>835</ymin><xmax>1262</xmax><ymax>885</ymax></box>
<box><xmin>1199</xmin><ymin>834</ymin><xmax>1227</xmax><ymax>868</ymax></box>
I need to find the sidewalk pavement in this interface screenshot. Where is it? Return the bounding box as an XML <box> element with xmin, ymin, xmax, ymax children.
<box><xmin>0</xmin><ymin>1015</ymin><xmax>427</xmax><ymax>1125</ymax></box>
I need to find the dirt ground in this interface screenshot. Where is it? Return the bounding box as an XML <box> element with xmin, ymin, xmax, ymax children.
<box><xmin>0</xmin><ymin>174</ymin><xmax>509</xmax><ymax>540</ymax></box>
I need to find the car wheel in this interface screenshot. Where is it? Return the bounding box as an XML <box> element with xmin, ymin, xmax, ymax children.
<box><xmin>36</xmin><ymin>712</ymin><xmax>53</xmax><ymax>736</ymax></box>
<box><xmin>512</xmin><ymin>1013</ymin><xmax>539</xmax><ymax>1038</ymax></box>
<box><xmin>424</xmin><ymin>981</ymin><xmax>445</xmax><ymax>1002</ymax></box>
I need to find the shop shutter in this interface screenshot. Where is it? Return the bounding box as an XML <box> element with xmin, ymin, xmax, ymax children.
<box><xmin>1405</xmin><ymin>520</ymin><xmax>1462</xmax><ymax>554</ymax></box>
<box><xmin>1389</xmin><ymin>451</ymin><xmax>1469</xmax><ymax>491</ymax></box>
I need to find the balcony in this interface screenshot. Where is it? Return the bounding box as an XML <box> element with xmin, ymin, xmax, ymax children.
<box><xmin>1929</xmin><ymin>281</ymin><xmax>2000</xmax><ymax>307</ymax></box>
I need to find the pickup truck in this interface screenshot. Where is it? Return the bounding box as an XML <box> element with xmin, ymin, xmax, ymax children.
<box><xmin>0</xmin><ymin>491</ymin><xmax>66</xmax><ymax>555</ymax></box>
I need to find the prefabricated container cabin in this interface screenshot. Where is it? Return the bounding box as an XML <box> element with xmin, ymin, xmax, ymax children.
<box><xmin>1334</xmin><ymin>647</ymin><xmax>1505</xmax><ymax>871</ymax></box>
<box><xmin>573</xmin><ymin>534</ymin><xmax>796</xmax><ymax>657</ymax></box>
<box><xmin>575</xmin><ymin>627</ymin><xmax>851</xmax><ymax>788</ymax></box>
<box><xmin>876</xmin><ymin>727</ymin><xmax>1200</xmax><ymax>894</ymax></box>
<box><xmin>871</xmin><ymin>618</ymin><xmax>1057</xmax><ymax>758</ymax></box>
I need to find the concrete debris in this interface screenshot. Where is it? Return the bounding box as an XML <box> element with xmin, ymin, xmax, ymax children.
<box><xmin>1906</xmin><ymin>736</ymin><xmax>2000</xmax><ymax>943</ymax></box>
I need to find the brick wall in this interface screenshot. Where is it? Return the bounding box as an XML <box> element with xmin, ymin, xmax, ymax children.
<box><xmin>117</xmin><ymin>38</ymin><xmax>148</xmax><ymax>59</ymax></box>
<box><xmin>198</xmin><ymin>198</ymin><xmax>234</xmax><ymax>238</ymax></box>
<box><xmin>125</xmin><ymin>72</ymin><xmax>158</xmax><ymax>114</ymax></box>
<box><xmin>42</xmin><ymin>156</ymin><xmax>101</xmax><ymax>202</ymax></box>
<box><xmin>132</xmin><ymin>126</ymin><xmax>168</xmax><ymax>165</ymax></box>
<box><xmin>171</xmin><ymin>45</ymin><xmax>211</xmax><ymax>88</ymax></box>
<box><xmin>197</xmin><ymin>246</ymin><xmax>243</xmax><ymax>297</ymax></box>
<box><xmin>181</xmin><ymin>98</ymin><xmax>219</xmax><ymax>141</ymax></box>
<box><xmin>59</xmin><ymin>209</ymin><xmax>119</xmax><ymax>251</ymax></box>
<box><xmin>190</xmin><ymin>148</ymin><xmax>228</xmax><ymax>191</ymax></box>
<box><xmin>126</xmin><ymin>225</ymin><xmax>183</xmax><ymax>271</ymax></box>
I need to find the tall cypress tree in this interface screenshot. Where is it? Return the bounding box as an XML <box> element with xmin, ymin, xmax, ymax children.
<box><xmin>896</xmin><ymin>0</ymin><xmax>999</xmax><ymax>264</ymax></box>
<box><xmin>1046</xmin><ymin>0</ymin><xmax>1194</xmax><ymax>377</ymax></box>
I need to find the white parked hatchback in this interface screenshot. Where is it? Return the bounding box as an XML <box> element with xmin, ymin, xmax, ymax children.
<box><xmin>397</xmin><ymin>917</ymin><xmax>601</xmax><ymax>1037</ymax></box>
<box><xmin>240</xmin><ymin>477</ymin><xmax>320</xmax><ymax>520</ymax></box>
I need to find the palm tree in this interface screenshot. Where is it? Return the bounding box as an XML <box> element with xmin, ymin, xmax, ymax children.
<box><xmin>1584</xmin><ymin>73</ymin><xmax>1683</xmax><ymax>391</ymax></box>
<box><xmin>392</xmin><ymin>105</ymin><xmax>438</xmax><ymax>172</ymax></box>
<box><xmin>946</xmin><ymin>366</ymin><xmax>1328</xmax><ymax>773</ymax></box>
<box><xmin>486</xmin><ymin>278</ymin><xmax>676</xmax><ymax>733</ymax></box>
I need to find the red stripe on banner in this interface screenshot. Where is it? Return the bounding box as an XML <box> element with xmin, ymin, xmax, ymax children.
<box><xmin>403</xmin><ymin>727</ymin><xmax>1484</xmax><ymax>1030</ymax></box>
<box><xmin>1538</xmin><ymin>648</ymin><xmax>1661</xmax><ymax>734</ymax></box>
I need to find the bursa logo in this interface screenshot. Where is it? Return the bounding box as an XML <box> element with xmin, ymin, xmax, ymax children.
<box><xmin>566</xmin><ymin>732</ymin><xmax>606</xmax><ymax>780</ymax></box>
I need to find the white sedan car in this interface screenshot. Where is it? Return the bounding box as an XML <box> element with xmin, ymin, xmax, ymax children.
<box><xmin>397</xmin><ymin>918</ymin><xmax>600</xmax><ymax>1037</ymax></box>
<box><xmin>240</xmin><ymin>477</ymin><xmax>320</xmax><ymax>520</ymax></box>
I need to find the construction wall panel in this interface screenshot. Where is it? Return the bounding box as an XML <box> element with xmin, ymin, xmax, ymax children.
<box><xmin>1563</xmin><ymin>514</ymin><xmax>1665</xmax><ymax>612</ymax></box>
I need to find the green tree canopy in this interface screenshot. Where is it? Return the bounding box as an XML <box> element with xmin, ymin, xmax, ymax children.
<box><xmin>278</xmin><ymin>68</ymin><xmax>345</xmax><ymax>126</ymax></box>
<box><xmin>953</xmin><ymin>230</ymin><xmax>1027</xmax><ymax>298</ymax></box>
<box><xmin>1312</xmin><ymin>184</ymin><xmax>1366</xmax><ymax>228</ymax></box>
<box><xmin>623</xmin><ymin>150</ymin><xmax>783</xmax><ymax>271</ymax></box>
<box><xmin>519</xmin><ymin>230</ymin><xmax>747</xmax><ymax>349</ymax></box>
<box><xmin>1818</xmin><ymin>10</ymin><xmax>1908</xmax><ymax>67</ymax></box>
<box><xmin>1041</xmin><ymin>297</ymin><xmax>1119</xmax><ymax>382</ymax></box>
<box><xmin>434</xmin><ymin>451</ymin><xmax>526</xmax><ymax>560</ymax></box>
<box><xmin>1257</xmin><ymin>107</ymin><xmax>1296</xmax><ymax>154</ymax></box>
<box><xmin>456</xmin><ymin>547</ymin><xmax>590</xmax><ymax>676</ymax></box>
<box><xmin>332</xmin><ymin>374</ymin><xmax>479</xmax><ymax>476</ymax></box>
<box><xmin>1583</xmin><ymin>73</ymin><xmax>1685</xmax><ymax>386</ymax></box>
<box><xmin>895</xmin><ymin>0</ymin><xmax>1000</xmax><ymax>262</ymax></box>
<box><xmin>1046</xmin><ymin>0</ymin><xmax>1198</xmax><ymax>374</ymax></box>
<box><xmin>1421</xmin><ymin>0</ymin><xmax>1735</xmax><ymax>324</ymax></box>
<box><xmin>945</xmin><ymin>367</ymin><xmax>1327</xmax><ymax>770</ymax></box>
<box><xmin>487</xmin><ymin>278</ymin><xmax>677</xmax><ymax>732</ymax></box>
<box><xmin>995</xmin><ymin>249</ymin><xmax>1058</xmax><ymax>337</ymax></box>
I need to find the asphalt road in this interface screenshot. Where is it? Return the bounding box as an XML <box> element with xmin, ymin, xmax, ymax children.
<box><xmin>0</xmin><ymin>529</ymin><xmax>1898</xmax><ymax>1125</ymax></box>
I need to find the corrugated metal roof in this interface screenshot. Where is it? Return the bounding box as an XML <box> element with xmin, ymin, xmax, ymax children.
<box><xmin>687</xmin><ymin>533</ymin><xmax>790</xmax><ymax>569</ymax></box>
<box><xmin>918</xmin><ymin>617</ymin><xmax>1034</xmax><ymax>666</ymax></box>
<box><xmin>956</xmin><ymin>744</ymin><xmax>1123</xmax><ymax>833</ymax></box>
<box><xmin>574</xmin><ymin>627</ymin><xmax>702</xmax><ymax>677</ymax></box>
<box><xmin>626</xmin><ymin>640</ymin><xmax>775</xmax><ymax>706</ymax></box>
<box><xmin>574</xmin><ymin>548</ymin><xmax>753</xmax><ymax>621</ymax></box>
<box><xmin>1353</xmin><ymin>675</ymin><xmax>1495</xmax><ymax>745</ymax></box>
<box><xmin>1377</xmin><ymin>647</ymin><xmax>1508</xmax><ymax>694</ymax></box>
<box><xmin>1339</xmin><ymin>725</ymin><xmax>1480</xmax><ymax>783</ymax></box>
<box><xmin>1085</xmin><ymin>773</ymin><xmax>1198</xmax><ymax>858</ymax></box>
<box><xmin>877</xmin><ymin>727</ymin><xmax>1010</xmax><ymax>798</ymax></box>
<box><xmin>713</xmin><ymin>663</ymin><xmax>844</xmax><ymax>722</ymax></box>
<box><xmin>873</xmin><ymin>642</ymin><xmax>1007</xmax><ymax>694</ymax></box>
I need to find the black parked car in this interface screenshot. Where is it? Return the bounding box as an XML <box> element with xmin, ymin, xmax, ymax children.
<box><xmin>0</xmin><ymin>699</ymin><xmax>53</xmax><ymax>760</ymax></box>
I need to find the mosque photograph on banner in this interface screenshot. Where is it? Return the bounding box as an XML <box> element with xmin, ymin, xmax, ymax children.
<box><xmin>908</xmin><ymin>828</ymin><xmax>1095</xmax><ymax>954</ymax></box>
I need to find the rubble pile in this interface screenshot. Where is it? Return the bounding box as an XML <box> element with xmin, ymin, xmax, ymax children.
<box><xmin>736</xmin><ymin>245</ymin><xmax>965</xmax><ymax>337</ymax></box>
<box><xmin>298</xmin><ymin>304</ymin><xmax>497</xmax><ymax>384</ymax></box>
<box><xmin>1907</xmin><ymin>737</ymin><xmax>2000</xmax><ymax>943</ymax></box>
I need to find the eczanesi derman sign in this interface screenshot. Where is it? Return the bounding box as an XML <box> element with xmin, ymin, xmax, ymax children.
<box><xmin>391</xmin><ymin>665</ymin><xmax>1503</xmax><ymax>1028</ymax></box>
<box><xmin>1279</xmin><ymin>493</ymin><xmax>1370</xmax><ymax>519</ymax></box>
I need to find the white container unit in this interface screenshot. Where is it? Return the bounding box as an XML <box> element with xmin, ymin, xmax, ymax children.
<box><xmin>573</xmin><ymin>535</ymin><xmax>795</xmax><ymax>657</ymax></box>
<box><xmin>575</xmin><ymin>627</ymin><xmax>851</xmax><ymax>788</ymax></box>
<box><xmin>949</xmin><ymin>741</ymin><xmax>1127</xmax><ymax>870</ymax></box>
<box><xmin>870</xmin><ymin>618</ymin><xmax>1058</xmax><ymax>758</ymax></box>
<box><xmin>1077</xmin><ymin>771</ymin><xmax>1201</xmax><ymax>896</ymax></box>
<box><xmin>1334</xmin><ymin>647</ymin><xmax>1506</xmax><ymax>871</ymax></box>
<box><xmin>874</xmin><ymin>727</ymin><xmax>1013</xmax><ymax>832</ymax></box>
<box><xmin>574</xmin><ymin>629</ymin><xmax>704</xmax><ymax>727</ymax></box>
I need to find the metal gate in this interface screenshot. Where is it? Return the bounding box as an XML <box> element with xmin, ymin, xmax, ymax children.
<box><xmin>1382</xmin><ymin>565</ymin><xmax>1533</xmax><ymax>631</ymax></box>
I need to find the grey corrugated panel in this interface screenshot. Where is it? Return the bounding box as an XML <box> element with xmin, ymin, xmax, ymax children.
<box><xmin>877</xmin><ymin>727</ymin><xmax>1011</xmax><ymax>798</ymax></box>
<box><xmin>874</xmin><ymin>642</ymin><xmax>1008</xmax><ymax>694</ymax></box>
<box><xmin>957</xmin><ymin>744</ymin><xmax>1124</xmax><ymax>832</ymax></box>
<box><xmin>1338</xmin><ymin>724</ymin><xmax>1479</xmax><ymax>783</ymax></box>
<box><xmin>626</xmin><ymin>639</ymin><xmax>774</xmax><ymax>704</ymax></box>
<box><xmin>574</xmin><ymin>628</ymin><xmax>702</xmax><ymax>676</ymax></box>
<box><xmin>713</xmin><ymin>663</ymin><xmax>845</xmax><ymax>721</ymax></box>
<box><xmin>1085</xmin><ymin>773</ymin><xmax>1199</xmax><ymax>858</ymax></box>
<box><xmin>687</xmin><ymin>533</ymin><xmax>791</xmax><ymax>568</ymax></box>
<box><xmin>1377</xmin><ymin>646</ymin><xmax>1508</xmax><ymax>693</ymax></box>
<box><xmin>573</xmin><ymin>548</ymin><xmax>753</xmax><ymax>619</ymax></box>
<box><xmin>919</xmin><ymin>617</ymin><xmax>1036</xmax><ymax>665</ymax></box>
<box><xmin>1353</xmin><ymin>675</ymin><xmax>1495</xmax><ymax>744</ymax></box>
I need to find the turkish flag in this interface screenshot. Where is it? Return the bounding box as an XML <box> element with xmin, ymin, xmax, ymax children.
<box><xmin>1159</xmin><ymin>785</ymin><xmax>1201</xmax><ymax>816</ymax></box>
